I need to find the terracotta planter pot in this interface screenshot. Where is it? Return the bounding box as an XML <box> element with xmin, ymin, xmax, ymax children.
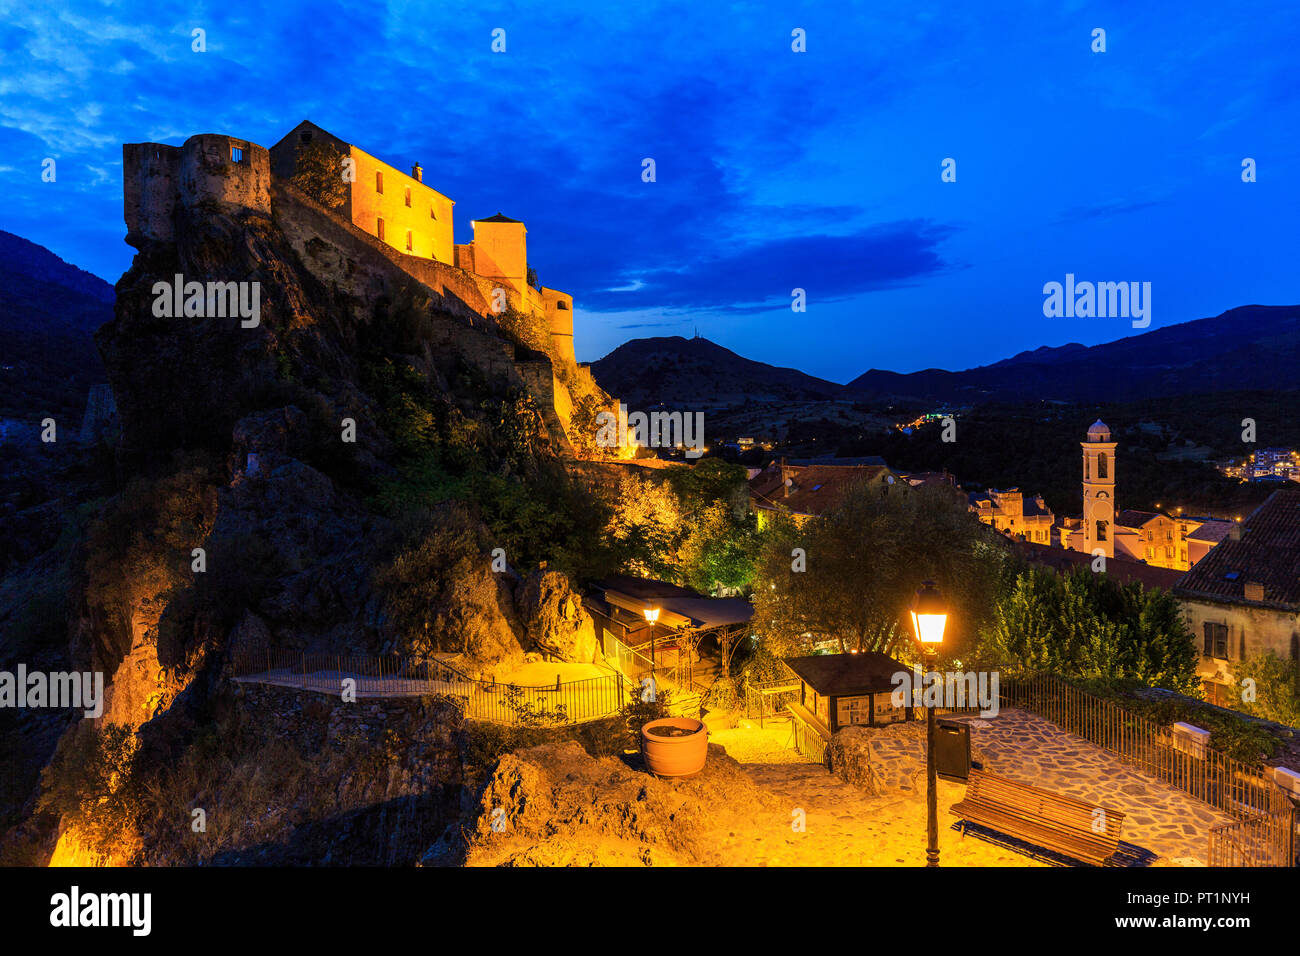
<box><xmin>641</xmin><ymin>717</ymin><xmax>708</xmax><ymax>777</ymax></box>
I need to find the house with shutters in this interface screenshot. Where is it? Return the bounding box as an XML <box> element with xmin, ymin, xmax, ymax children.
<box><xmin>1173</xmin><ymin>489</ymin><xmax>1300</xmax><ymax>708</ymax></box>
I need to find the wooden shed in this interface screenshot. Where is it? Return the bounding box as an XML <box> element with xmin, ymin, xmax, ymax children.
<box><xmin>783</xmin><ymin>652</ymin><xmax>912</xmax><ymax>732</ymax></box>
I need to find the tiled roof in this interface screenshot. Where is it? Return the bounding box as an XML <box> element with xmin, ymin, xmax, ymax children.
<box><xmin>783</xmin><ymin>653</ymin><xmax>906</xmax><ymax>696</ymax></box>
<box><xmin>1115</xmin><ymin>509</ymin><xmax>1161</xmax><ymax>529</ymax></box>
<box><xmin>1016</xmin><ymin>542</ymin><xmax>1185</xmax><ymax>590</ymax></box>
<box><xmin>1186</xmin><ymin>520</ymin><xmax>1235</xmax><ymax>543</ymax></box>
<box><xmin>750</xmin><ymin>463</ymin><xmax>894</xmax><ymax>517</ymax></box>
<box><xmin>473</xmin><ymin>212</ymin><xmax>522</xmax><ymax>223</ymax></box>
<box><xmin>1174</xmin><ymin>490</ymin><xmax>1300</xmax><ymax>609</ymax></box>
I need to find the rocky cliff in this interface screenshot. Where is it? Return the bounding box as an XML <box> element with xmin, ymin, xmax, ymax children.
<box><xmin>3</xmin><ymin>159</ymin><xmax>619</xmax><ymax>864</ymax></box>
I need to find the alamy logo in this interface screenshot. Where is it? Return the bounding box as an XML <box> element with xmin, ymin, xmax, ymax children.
<box><xmin>152</xmin><ymin>274</ymin><xmax>261</xmax><ymax>328</ymax></box>
<box><xmin>50</xmin><ymin>886</ymin><xmax>151</xmax><ymax>936</ymax></box>
<box><xmin>595</xmin><ymin>402</ymin><xmax>705</xmax><ymax>458</ymax></box>
<box><xmin>1042</xmin><ymin>273</ymin><xmax>1150</xmax><ymax>328</ymax></box>
<box><xmin>0</xmin><ymin>665</ymin><xmax>103</xmax><ymax>718</ymax></box>
<box><xmin>891</xmin><ymin>666</ymin><xmax>999</xmax><ymax>718</ymax></box>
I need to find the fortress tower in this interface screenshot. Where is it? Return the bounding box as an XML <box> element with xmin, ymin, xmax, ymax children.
<box><xmin>1081</xmin><ymin>419</ymin><xmax>1117</xmax><ymax>559</ymax></box>
<box><xmin>123</xmin><ymin>134</ymin><xmax>271</xmax><ymax>246</ymax></box>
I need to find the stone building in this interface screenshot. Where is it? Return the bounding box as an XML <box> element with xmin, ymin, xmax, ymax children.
<box><xmin>124</xmin><ymin>123</ymin><xmax>601</xmax><ymax>445</ymax></box>
<box><xmin>1080</xmin><ymin>419</ymin><xmax>1117</xmax><ymax>559</ymax></box>
<box><xmin>268</xmin><ymin>120</ymin><xmax>577</xmax><ymax>364</ymax></box>
<box><xmin>748</xmin><ymin>461</ymin><xmax>898</xmax><ymax>528</ymax></box>
<box><xmin>1174</xmin><ymin>489</ymin><xmax>1300</xmax><ymax>708</ymax></box>
<box><xmin>1061</xmin><ymin>420</ymin><xmax>1231</xmax><ymax>572</ymax></box>
<box><xmin>968</xmin><ymin>487</ymin><xmax>1054</xmax><ymax>544</ymax></box>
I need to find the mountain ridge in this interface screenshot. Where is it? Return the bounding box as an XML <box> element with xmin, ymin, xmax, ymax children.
<box><xmin>591</xmin><ymin>305</ymin><xmax>1300</xmax><ymax>409</ymax></box>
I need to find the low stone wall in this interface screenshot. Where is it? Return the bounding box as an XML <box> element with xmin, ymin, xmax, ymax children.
<box><xmin>828</xmin><ymin>722</ymin><xmax>988</xmax><ymax>798</ymax></box>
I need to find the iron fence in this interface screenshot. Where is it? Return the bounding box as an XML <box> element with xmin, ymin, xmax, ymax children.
<box><xmin>1001</xmin><ymin>673</ymin><xmax>1297</xmax><ymax>865</ymax></box>
<box><xmin>229</xmin><ymin>647</ymin><xmax>625</xmax><ymax>726</ymax></box>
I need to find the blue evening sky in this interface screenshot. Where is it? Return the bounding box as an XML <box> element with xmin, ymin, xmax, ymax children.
<box><xmin>1</xmin><ymin>1</ymin><xmax>1297</xmax><ymax>381</ymax></box>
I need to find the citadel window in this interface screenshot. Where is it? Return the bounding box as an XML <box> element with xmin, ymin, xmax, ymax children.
<box><xmin>405</xmin><ymin>186</ymin><xmax>411</xmax><ymax>207</ymax></box>
<box><xmin>231</xmin><ymin>146</ymin><xmax>244</xmax><ymax>163</ymax></box>
<box><xmin>376</xmin><ymin>171</ymin><xmax>383</xmax><ymax>194</ymax></box>
<box><xmin>377</xmin><ymin>218</ymin><xmax>385</xmax><ymax>241</ymax></box>
<box><xmin>405</xmin><ymin>230</ymin><xmax>413</xmax><ymax>251</ymax></box>
<box><xmin>430</xmin><ymin>206</ymin><xmax>436</xmax><ymax>219</ymax></box>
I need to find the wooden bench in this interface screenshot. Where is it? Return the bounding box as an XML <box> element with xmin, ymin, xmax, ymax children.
<box><xmin>949</xmin><ymin>768</ymin><xmax>1125</xmax><ymax>865</ymax></box>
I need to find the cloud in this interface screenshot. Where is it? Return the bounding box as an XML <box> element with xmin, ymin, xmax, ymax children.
<box><xmin>577</xmin><ymin>220</ymin><xmax>956</xmax><ymax>312</ymax></box>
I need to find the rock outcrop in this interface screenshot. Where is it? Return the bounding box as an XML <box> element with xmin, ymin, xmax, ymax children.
<box><xmin>462</xmin><ymin>740</ymin><xmax>780</xmax><ymax>866</ymax></box>
<box><xmin>516</xmin><ymin>568</ymin><xmax>599</xmax><ymax>663</ymax></box>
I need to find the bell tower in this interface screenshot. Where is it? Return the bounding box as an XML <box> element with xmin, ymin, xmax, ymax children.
<box><xmin>1081</xmin><ymin>420</ymin><xmax>1116</xmax><ymax>558</ymax></box>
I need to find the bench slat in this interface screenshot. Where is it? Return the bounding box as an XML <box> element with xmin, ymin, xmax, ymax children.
<box><xmin>951</xmin><ymin>769</ymin><xmax>1124</xmax><ymax>864</ymax></box>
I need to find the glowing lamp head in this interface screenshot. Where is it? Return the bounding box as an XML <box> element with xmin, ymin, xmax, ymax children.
<box><xmin>643</xmin><ymin>604</ymin><xmax>661</xmax><ymax>625</ymax></box>
<box><xmin>910</xmin><ymin>581</ymin><xmax>947</xmax><ymax>647</ymax></box>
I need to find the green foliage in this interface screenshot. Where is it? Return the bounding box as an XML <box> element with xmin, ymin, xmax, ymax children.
<box><xmin>37</xmin><ymin>722</ymin><xmax>142</xmax><ymax>861</ymax></box>
<box><xmin>1234</xmin><ymin>652</ymin><xmax>1300</xmax><ymax>729</ymax></box>
<box><xmin>601</xmin><ymin>459</ymin><xmax>769</xmax><ymax>594</ymax></box>
<box><xmin>291</xmin><ymin>139</ymin><xmax>348</xmax><ymax>209</ymax></box>
<box><xmin>734</xmin><ymin>635</ymin><xmax>794</xmax><ymax>690</ymax></box>
<box><xmin>619</xmin><ymin>683</ymin><xmax>673</xmax><ymax>750</ymax></box>
<box><xmin>568</xmin><ymin>395</ymin><xmax>606</xmax><ymax>458</ymax></box>
<box><xmin>702</xmin><ymin>676</ymin><xmax>738</xmax><ymax>712</ymax></box>
<box><xmin>751</xmin><ymin>481</ymin><xmax>1013</xmax><ymax>659</ymax></box>
<box><xmin>501</xmin><ymin>685</ymin><xmax>569</xmax><ymax>727</ymax></box>
<box><xmin>1063</xmin><ymin>677</ymin><xmax>1284</xmax><ymax>764</ymax></box>
<box><xmin>978</xmin><ymin>567</ymin><xmax>1200</xmax><ymax>692</ymax></box>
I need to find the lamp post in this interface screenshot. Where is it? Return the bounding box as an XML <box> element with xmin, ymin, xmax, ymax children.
<box><xmin>643</xmin><ymin>604</ymin><xmax>661</xmax><ymax>669</ymax></box>
<box><xmin>910</xmin><ymin>580</ymin><xmax>948</xmax><ymax>868</ymax></box>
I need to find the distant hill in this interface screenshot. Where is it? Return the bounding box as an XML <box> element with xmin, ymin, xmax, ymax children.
<box><xmin>847</xmin><ymin>304</ymin><xmax>1300</xmax><ymax>404</ymax></box>
<box><xmin>590</xmin><ymin>335</ymin><xmax>845</xmax><ymax>408</ymax></box>
<box><xmin>0</xmin><ymin>230</ymin><xmax>114</xmax><ymax>421</ymax></box>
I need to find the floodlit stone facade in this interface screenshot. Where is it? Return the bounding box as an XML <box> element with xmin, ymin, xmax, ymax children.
<box><xmin>123</xmin><ymin>121</ymin><xmax>597</xmax><ymax>443</ymax></box>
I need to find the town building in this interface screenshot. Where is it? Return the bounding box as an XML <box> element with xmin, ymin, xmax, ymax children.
<box><xmin>1174</xmin><ymin>489</ymin><xmax>1300</xmax><ymax>708</ymax></box>
<box><xmin>749</xmin><ymin>460</ymin><xmax>897</xmax><ymax>528</ymax></box>
<box><xmin>968</xmin><ymin>488</ymin><xmax>1055</xmax><ymax>544</ymax></box>
<box><xmin>1061</xmin><ymin>421</ymin><xmax>1231</xmax><ymax>571</ymax></box>
<box><xmin>1080</xmin><ymin>419</ymin><xmax>1117</xmax><ymax>559</ymax></box>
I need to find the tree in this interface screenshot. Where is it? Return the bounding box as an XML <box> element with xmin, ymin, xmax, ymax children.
<box><xmin>291</xmin><ymin>139</ymin><xmax>348</xmax><ymax>209</ymax></box>
<box><xmin>750</xmin><ymin>480</ymin><xmax>1013</xmax><ymax>660</ymax></box>
<box><xmin>1234</xmin><ymin>652</ymin><xmax>1300</xmax><ymax>727</ymax></box>
<box><xmin>978</xmin><ymin>567</ymin><xmax>1200</xmax><ymax>692</ymax></box>
<box><xmin>603</xmin><ymin>471</ymin><xmax>683</xmax><ymax>579</ymax></box>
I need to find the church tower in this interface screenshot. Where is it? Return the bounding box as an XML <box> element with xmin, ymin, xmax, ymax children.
<box><xmin>1081</xmin><ymin>420</ymin><xmax>1116</xmax><ymax>558</ymax></box>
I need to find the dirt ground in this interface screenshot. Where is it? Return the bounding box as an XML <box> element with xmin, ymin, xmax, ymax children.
<box><xmin>707</xmin><ymin>722</ymin><xmax>1043</xmax><ymax>866</ymax></box>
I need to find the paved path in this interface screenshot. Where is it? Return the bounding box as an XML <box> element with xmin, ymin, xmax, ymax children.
<box><xmin>232</xmin><ymin>666</ymin><xmax>622</xmax><ymax>723</ymax></box>
<box><xmin>709</xmin><ymin>708</ymin><xmax>1230</xmax><ymax>866</ymax></box>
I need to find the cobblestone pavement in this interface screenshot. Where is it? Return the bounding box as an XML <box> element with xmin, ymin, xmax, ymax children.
<box><xmin>709</xmin><ymin>707</ymin><xmax>1229</xmax><ymax>866</ymax></box>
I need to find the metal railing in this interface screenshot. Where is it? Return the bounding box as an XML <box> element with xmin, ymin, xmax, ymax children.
<box><xmin>743</xmin><ymin>678</ymin><xmax>801</xmax><ymax>723</ymax></box>
<box><xmin>229</xmin><ymin>647</ymin><xmax>625</xmax><ymax>726</ymax></box>
<box><xmin>788</xmin><ymin>705</ymin><xmax>829</xmax><ymax>765</ymax></box>
<box><xmin>1208</xmin><ymin>810</ymin><xmax>1298</xmax><ymax>867</ymax></box>
<box><xmin>1001</xmin><ymin>673</ymin><xmax>1297</xmax><ymax>865</ymax></box>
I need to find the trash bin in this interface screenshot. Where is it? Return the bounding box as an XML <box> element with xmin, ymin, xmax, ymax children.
<box><xmin>935</xmin><ymin>719</ymin><xmax>971</xmax><ymax>782</ymax></box>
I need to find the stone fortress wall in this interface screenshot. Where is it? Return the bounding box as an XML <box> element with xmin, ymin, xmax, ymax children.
<box><xmin>122</xmin><ymin>125</ymin><xmax>608</xmax><ymax>450</ymax></box>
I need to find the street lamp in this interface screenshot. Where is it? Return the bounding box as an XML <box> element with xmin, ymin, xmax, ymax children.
<box><xmin>910</xmin><ymin>580</ymin><xmax>948</xmax><ymax>867</ymax></box>
<box><xmin>643</xmin><ymin>604</ymin><xmax>661</xmax><ymax>667</ymax></box>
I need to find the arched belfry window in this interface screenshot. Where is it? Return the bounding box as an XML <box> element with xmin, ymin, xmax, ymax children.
<box><xmin>1084</xmin><ymin>455</ymin><xmax>1090</xmax><ymax>479</ymax></box>
<box><xmin>1098</xmin><ymin>452</ymin><xmax>1108</xmax><ymax>479</ymax></box>
<box><xmin>1096</xmin><ymin>520</ymin><xmax>1108</xmax><ymax>541</ymax></box>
